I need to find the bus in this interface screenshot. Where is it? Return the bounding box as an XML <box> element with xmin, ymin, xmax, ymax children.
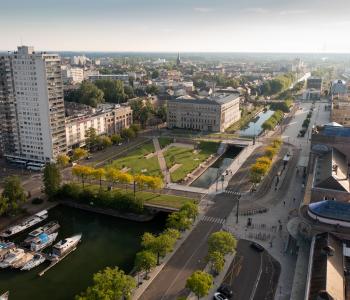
<box><xmin>26</xmin><ymin>162</ymin><xmax>45</xmax><ymax>171</ymax></box>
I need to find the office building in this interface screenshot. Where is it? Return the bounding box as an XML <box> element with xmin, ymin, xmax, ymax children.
<box><xmin>61</xmin><ymin>66</ymin><xmax>84</xmax><ymax>84</ymax></box>
<box><xmin>167</xmin><ymin>93</ymin><xmax>240</xmax><ymax>132</ymax></box>
<box><xmin>306</xmin><ymin>77</ymin><xmax>322</xmax><ymax>90</ymax></box>
<box><xmin>0</xmin><ymin>46</ymin><xmax>67</xmax><ymax>163</ymax></box>
<box><xmin>88</xmin><ymin>74</ymin><xmax>129</xmax><ymax>85</ymax></box>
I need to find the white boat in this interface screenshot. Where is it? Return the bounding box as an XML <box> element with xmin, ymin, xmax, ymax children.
<box><xmin>11</xmin><ymin>252</ymin><xmax>34</xmax><ymax>269</ymax></box>
<box><xmin>50</xmin><ymin>234</ymin><xmax>82</xmax><ymax>259</ymax></box>
<box><xmin>0</xmin><ymin>210</ymin><xmax>48</xmax><ymax>238</ymax></box>
<box><xmin>23</xmin><ymin>221</ymin><xmax>60</xmax><ymax>247</ymax></box>
<box><xmin>0</xmin><ymin>291</ymin><xmax>9</xmax><ymax>300</ymax></box>
<box><xmin>21</xmin><ymin>253</ymin><xmax>46</xmax><ymax>271</ymax></box>
<box><xmin>0</xmin><ymin>242</ymin><xmax>15</xmax><ymax>261</ymax></box>
<box><xmin>0</xmin><ymin>248</ymin><xmax>25</xmax><ymax>268</ymax></box>
<box><xmin>30</xmin><ymin>232</ymin><xmax>58</xmax><ymax>252</ymax></box>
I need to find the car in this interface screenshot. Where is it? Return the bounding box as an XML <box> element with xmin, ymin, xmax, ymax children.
<box><xmin>217</xmin><ymin>284</ymin><xmax>233</xmax><ymax>298</ymax></box>
<box><xmin>250</xmin><ymin>242</ymin><xmax>264</xmax><ymax>252</ymax></box>
<box><xmin>213</xmin><ymin>292</ymin><xmax>228</xmax><ymax>300</ymax></box>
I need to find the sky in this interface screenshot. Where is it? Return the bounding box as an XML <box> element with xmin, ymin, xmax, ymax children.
<box><xmin>1</xmin><ymin>0</ymin><xmax>350</xmax><ymax>53</ymax></box>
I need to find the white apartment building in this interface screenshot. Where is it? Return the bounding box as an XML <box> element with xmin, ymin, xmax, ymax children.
<box><xmin>65</xmin><ymin>104</ymin><xmax>132</xmax><ymax>149</ymax></box>
<box><xmin>61</xmin><ymin>66</ymin><xmax>84</xmax><ymax>84</ymax></box>
<box><xmin>167</xmin><ymin>93</ymin><xmax>241</xmax><ymax>132</ymax></box>
<box><xmin>0</xmin><ymin>46</ymin><xmax>67</xmax><ymax>163</ymax></box>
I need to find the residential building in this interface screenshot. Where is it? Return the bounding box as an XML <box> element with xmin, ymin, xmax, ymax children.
<box><xmin>88</xmin><ymin>74</ymin><xmax>129</xmax><ymax>85</ymax></box>
<box><xmin>65</xmin><ymin>103</ymin><xmax>132</xmax><ymax>149</ymax></box>
<box><xmin>61</xmin><ymin>66</ymin><xmax>84</xmax><ymax>84</ymax></box>
<box><xmin>331</xmin><ymin>95</ymin><xmax>350</xmax><ymax>126</ymax></box>
<box><xmin>0</xmin><ymin>46</ymin><xmax>66</xmax><ymax>163</ymax></box>
<box><xmin>167</xmin><ymin>93</ymin><xmax>240</xmax><ymax>132</ymax></box>
<box><xmin>302</xmin><ymin>89</ymin><xmax>321</xmax><ymax>101</ymax></box>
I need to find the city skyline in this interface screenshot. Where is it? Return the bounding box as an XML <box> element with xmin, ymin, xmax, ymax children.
<box><xmin>2</xmin><ymin>0</ymin><xmax>350</xmax><ymax>53</ymax></box>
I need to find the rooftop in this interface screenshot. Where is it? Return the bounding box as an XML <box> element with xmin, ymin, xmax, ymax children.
<box><xmin>309</xmin><ymin>200</ymin><xmax>350</xmax><ymax>222</ymax></box>
<box><xmin>173</xmin><ymin>93</ymin><xmax>240</xmax><ymax>106</ymax></box>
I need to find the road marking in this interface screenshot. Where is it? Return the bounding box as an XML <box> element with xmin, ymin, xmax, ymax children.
<box><xmin>249</xmin><ymin>252</ymin><xmax>263</xmax><ymax>300</ymax></box>
<box><xmin>201</xmin><ymin>215</ymin><xmax>225</xmax><ymax>224</ymax></box>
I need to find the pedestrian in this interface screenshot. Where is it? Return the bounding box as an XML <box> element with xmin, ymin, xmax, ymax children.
<box><xmin>283</xmin><ymin>201</ymin><xmax>285</xmax><ymax>206</ymax></box>
<box><xmin>293</xmin><ymin>197</ymin><xmax>296</xmax><ymax>203</ymax></box>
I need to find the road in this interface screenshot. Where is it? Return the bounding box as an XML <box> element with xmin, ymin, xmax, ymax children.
<box><xmin>223</xmin><ymin>240</ymin><xmax>280</xmax><ymax>300</ymax></box>
<box><xmin>140</xmin><ymin>144</ymin><xmax>261</xmax><ymax>299</ymax></box>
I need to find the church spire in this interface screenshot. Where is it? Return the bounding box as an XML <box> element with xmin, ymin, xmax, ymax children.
<box><xmin>176</xmin><ymin>52</ymin><xmax>181</xmax><ymax>66</ymax></box>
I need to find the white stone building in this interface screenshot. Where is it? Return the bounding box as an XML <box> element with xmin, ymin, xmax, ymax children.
<box><xmin>167</xmin><ymin>93</ymin><xmax>241</xmax><ymax>132</ymax></box>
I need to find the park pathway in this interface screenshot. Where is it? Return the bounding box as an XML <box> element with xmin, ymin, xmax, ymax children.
<box><xmin>153</xmin><ymin>137</ymin><xmax>171</xmax><ymax>185</ymax></box>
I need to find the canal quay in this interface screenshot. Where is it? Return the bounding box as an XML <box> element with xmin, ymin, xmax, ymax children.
<box><xmin>0</xmin><ymin>205</ymin><xmax>166</xmax><ymax>300</ymax></box>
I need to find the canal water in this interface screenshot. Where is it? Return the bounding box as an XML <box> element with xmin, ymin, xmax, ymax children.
<box><xmin>190</xmin><ymin>146</ymin><xmax>243</xmax><ymax>189</ymax></box>
<box><xmin>0</xmin><ymin>205</ymin><xmax>166</xmax><ymax>300</ymax></box>
<box><xmin>239</xmin><ymin>109</ymin><xmax>274</xmax><ymax>137</ymax></box>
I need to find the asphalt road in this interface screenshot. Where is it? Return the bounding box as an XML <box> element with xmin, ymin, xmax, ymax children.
<box><xmin>223</xmin><ymin>240</ymin><xmax>280</xmax><ymax>300</ymax></box>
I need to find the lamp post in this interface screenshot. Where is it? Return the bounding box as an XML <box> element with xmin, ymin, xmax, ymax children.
<box><xmin>236</xmin><ymin>194</ymin><xmax>241</xmax><ymax>224</ymax></box>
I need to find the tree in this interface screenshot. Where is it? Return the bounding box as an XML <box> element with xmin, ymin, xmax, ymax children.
<box><xmin>130</xmin><ymin>124</ymin><xmax>141</xmax><ymax>135</ymax></box>
<box><xmin>91</xmin><ymin>168</ymin><xmax>106</xmax><ymax>188</ymax></box>
<box><xmin>208</xmin><ymin>231</ymin><xmax>237</xmax><ymax>256</ymax></box>
<box><xmin>85</xmin><ymin>128</ymin><xmax>98</xmax><ymax>151</ymax></box>
<box><xmin>124</xmin><ymin>85</ymin><xmax>135</xmax><ymax>99</ymax></box>
<box><xmin>121</xmin><ymin>128</ymin><xmax>136</xmax><ymax>140</ymax></box>
<box><xmin>97</xmin><ymin>136</ymin><xmax>112</xmax><ymax>149</ymax></box>
<box><xmin>95</xmin><ymin>79</ymin><xmax>127</xmax><ymax>103</ymax></box>
<box><xmin>186</xmin><ymin>271</ymin><xmax>213</xmax><ymax>300</ymax></box>
<box><xmin>105</xmin><ymin>168</ymin><xmax>122</xmax><ymax>187</ymax></box>
<box><xmin>72</xmin><ymin>165</ymin><xmax>94</xmax><ymax>188</ymax></box>
<box><xmin>166</xmin><ymin>211</ymin><xmax>193</xmax><ymax>232</ymax></box>
<box><xmin>179</xmin><ymin>202</ymin><xmax>198</xmax><ymax>221</ymax></box>
<box><xmin>0</xmin><ymin>195</ymin><xmax>9</xmax><ymax>216</ymax></box>
<box><xmin>207</xmin><ymin>251</ymin><xmax>225</xmax><ymax>275</ymax></box>
<box><xmin>134</xmin><ymin>250</ymin><xmax>157</xmax><ymax>280</ymax></box>
<box><xmin>56</xmin><ymin>154</ymin><xmax>70</xmax><ymax>168</ymax></box>
<box><xmin>163</xmin><ymin>228</ymin><xmax>181</xmax><ymax>240</ymax></box>
<box><xmin>141</xmin><ymin>232</ymin><xmax>176</xmax><ymax>265</ymax></box>
<box><xmin>110</xmin><ymin>134</ymin><xmax>122</xmax><ymax>145</ymax></box>
<box><xmin>72</xmin><ymin>148</ymin><xmax>89</xmax><ymax>161</ymax></box>
<box><xmin>117</xmin><ymin>172</ymin><xmax>133</xmax><ymax>190</ymax></box>
<box><xmin>43</xmin><ymin>163</ymin><xmax>61</xmax><ymax>198</ymax></box>
<box><xmin>2</xmin><ymin>176</ymin><xmax>26</xmax><ymax>213</ymax></box>
<box><xmin>78</xmin><ymin>81</ymin><xmax>104</xmax><ymax>107</ymax></box>
<box><xmin>145</xmin><ymin>84</ymin><xmax>159</xmax><ymax>95</ymax></box>
<box><xmin>156</xmin><ymin>105</ymin><xmax>167</xmax><ymax>122</ymax></box>
<box><xmin>139</xmin><ymin>107</ymin><xmax>150</xmax><ymax>128</ymax></box>
<box><xmin>151</xmin><ymin>70</ymin><xmax>159</xmax><ymax>79</ymax></box>
<box><xmin>76</xmin><ymin>267</ymin><xmax>136</xmax><ymax>300</ymax></box>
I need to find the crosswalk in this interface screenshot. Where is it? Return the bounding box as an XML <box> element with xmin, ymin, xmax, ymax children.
<box><xmin>224</xmin><ymin>189</ymin><xmax>241</xmax><ymax>196</ymax></box>
<box><xmin>200</xmin><ymin>215</ymin><xmax>226</xmax><ymax>224</ymax></box>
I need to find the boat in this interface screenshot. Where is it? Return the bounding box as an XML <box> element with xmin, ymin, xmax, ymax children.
<box><xmin>0</xmin><ymin>291</ymin><xmax>9</xmax><ymax>300</ymax></box>
<box><xmin>11</xmin><ymin>252</ymin><xmax>34</xmax><ymax>269</ymax></box>
<box><xmin>22</xmin><ymin>221</ymin><xmax>60</xmax><ymax>247</ymax></box>
<box><xmin>21</xmin><ymin>253</ymin><xmax>46</xmax><ymax>271</ymax></box>
<box><xmin>50</xmin><ymin>234</ymin><xmax>82</xmax><ymax>260</ymax></box>
<box><xmin>30</xmin><ymin>232</ymin><xmax>58</xmax><ymax>252</ymax></box>
<box><xmin>0</xmin><ymin>242</ymin><xmax>15</xmax><ymax>261</ymax></box>
<box><xmin>0</xmin><ymin>248</ymin><xmax>25</xmax><ymax>268</ymax></box>
<box><xmin>0</xmin><ymin>210</ymin><xmax>48</xmax><ymax>238</ymax></box>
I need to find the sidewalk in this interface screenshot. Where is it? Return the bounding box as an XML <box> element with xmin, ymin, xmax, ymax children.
<box><xmin>152</xmin><ymin>137</ymin><xmax>171</xmax><ymax>185</ymax></box>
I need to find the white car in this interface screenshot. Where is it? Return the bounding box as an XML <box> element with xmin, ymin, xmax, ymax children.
<box><xmin>213</xmin><ymin>292</ymin><xmax>228</xmax><ymax>300</ymax></box>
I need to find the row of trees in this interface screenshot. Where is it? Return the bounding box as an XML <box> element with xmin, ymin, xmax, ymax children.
<box><xmin>261</xmin><ymin>73</ymin><xmax>296</xmax><ymax>96</ymax></box>
<box><xmin>185</xmin><ymin>231</ymin><xmax>237</xmax><ymax>299</ymax></box>
<box><xmin>0</xmin><ymin>176</ymin><xmax>27</xmax><ymax>216</ymax></box>
<box><xmin>261</xmin><ymin>110</ymin><xmax>284</xmax><ymax>131</ymax></box>
<box><xmin>135</xmin><ymin>202</ymin><xmax>198</xmax><ymax>282</ymax></box>
<box><xmin>71</xmin><ymin>164</ymin><xmax>163</xmax><ymax>191</ymax></box>
<box><xmin>130</xmin><ymin>98</ymin><xmax>166</xmax><ymax>128</ymax></box>
<box><xmin>65</xmin><ymin>79</ymin><xmax>135</xmax><ymax>107</ymax></box>
<box><xmin>269</xmin><ymin>100</ymin><xmax>292</xmax><ymax>113</ymax></box>
<box><xmin>250</xmin><ymin>138</ymin><xmax>282</xmax><ymax>183</ymax></box>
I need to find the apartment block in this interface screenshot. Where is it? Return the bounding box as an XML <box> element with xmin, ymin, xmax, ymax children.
<box><xmin>0</xmin><ymin>46</ymin><xmax>67</xmax><ymax>163</ymax></box>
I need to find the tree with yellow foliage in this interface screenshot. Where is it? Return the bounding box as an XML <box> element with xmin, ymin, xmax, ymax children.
<box><xmin>91</xmin><ymin>168</ymin><xmax>106</xmax><ymax>188</ymax></box>
<box><xmin>72</xmin><ymin>165</ymin><xmax>94</xmax><ymax>188</ymax></box>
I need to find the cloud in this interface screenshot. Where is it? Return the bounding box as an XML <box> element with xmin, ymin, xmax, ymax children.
<box><xmin>242</xmin><ymin>7</ymin><xmax>269</xmax><ymax>14</ymax></box>
<box><xmin>279</xmin><ymin>10</ymin><xmax>308</xmax><ymax>15</ymax></box>
<box><xmin>193</xmin><ymin>7</ymin><xmax>213</xmax><ymax>13</ymax></box>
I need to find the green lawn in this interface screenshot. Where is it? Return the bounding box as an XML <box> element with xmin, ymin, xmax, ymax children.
<box><xmin>158</xmin><ymin>137</ymin><xmax>173</xmax><ymax>149</ymax></box>
<box><xmin>164</xmin><ymin>141</ymin><xmax>219</xmax><ymax>182</ymax></box>
<box><xmin>109</xmin><ymin>142</ymin><xmax>162</xmax><ymax>177</ymax></box>
<box><xmin>84</xmin><ymin>184</ymin><xmax>194</xmax><ymax>209</ymax></box>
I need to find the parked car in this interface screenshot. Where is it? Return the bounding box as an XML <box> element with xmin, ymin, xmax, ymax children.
<box><xmin>250</xmin><ymin>242</ymin><xmax>264</xmax><ymax>252</ymax></box>
<box><xmin>214</xmin><ymin>292</ymin><xmax>228</xmax><ymax>300</ymax></box>
<box><xmin>217</xmin><ymin>284</ymin><xmax>233</xmax><ymax>299</ymax></box>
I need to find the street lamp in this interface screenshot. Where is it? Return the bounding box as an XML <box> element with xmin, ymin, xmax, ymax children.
<box><xmin>236</xmin><ymin>194</ymin><xmax>241</xmax><ymax>224</ymax></box>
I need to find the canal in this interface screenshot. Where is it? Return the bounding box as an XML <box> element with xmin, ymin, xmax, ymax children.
<box><xmin>239</xmin><ymin>109</ymin><xmax>274</xmax><ymax>137</ymax></box>
<box><xmin>190</xmin><ymin>145</ymin><xmax>243</xmax><ymax>189</ymax></box>
<box><xmin>0</xmin><ymin>205</ymin><xmax>166</xmax><ymax>300</ymax></box>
